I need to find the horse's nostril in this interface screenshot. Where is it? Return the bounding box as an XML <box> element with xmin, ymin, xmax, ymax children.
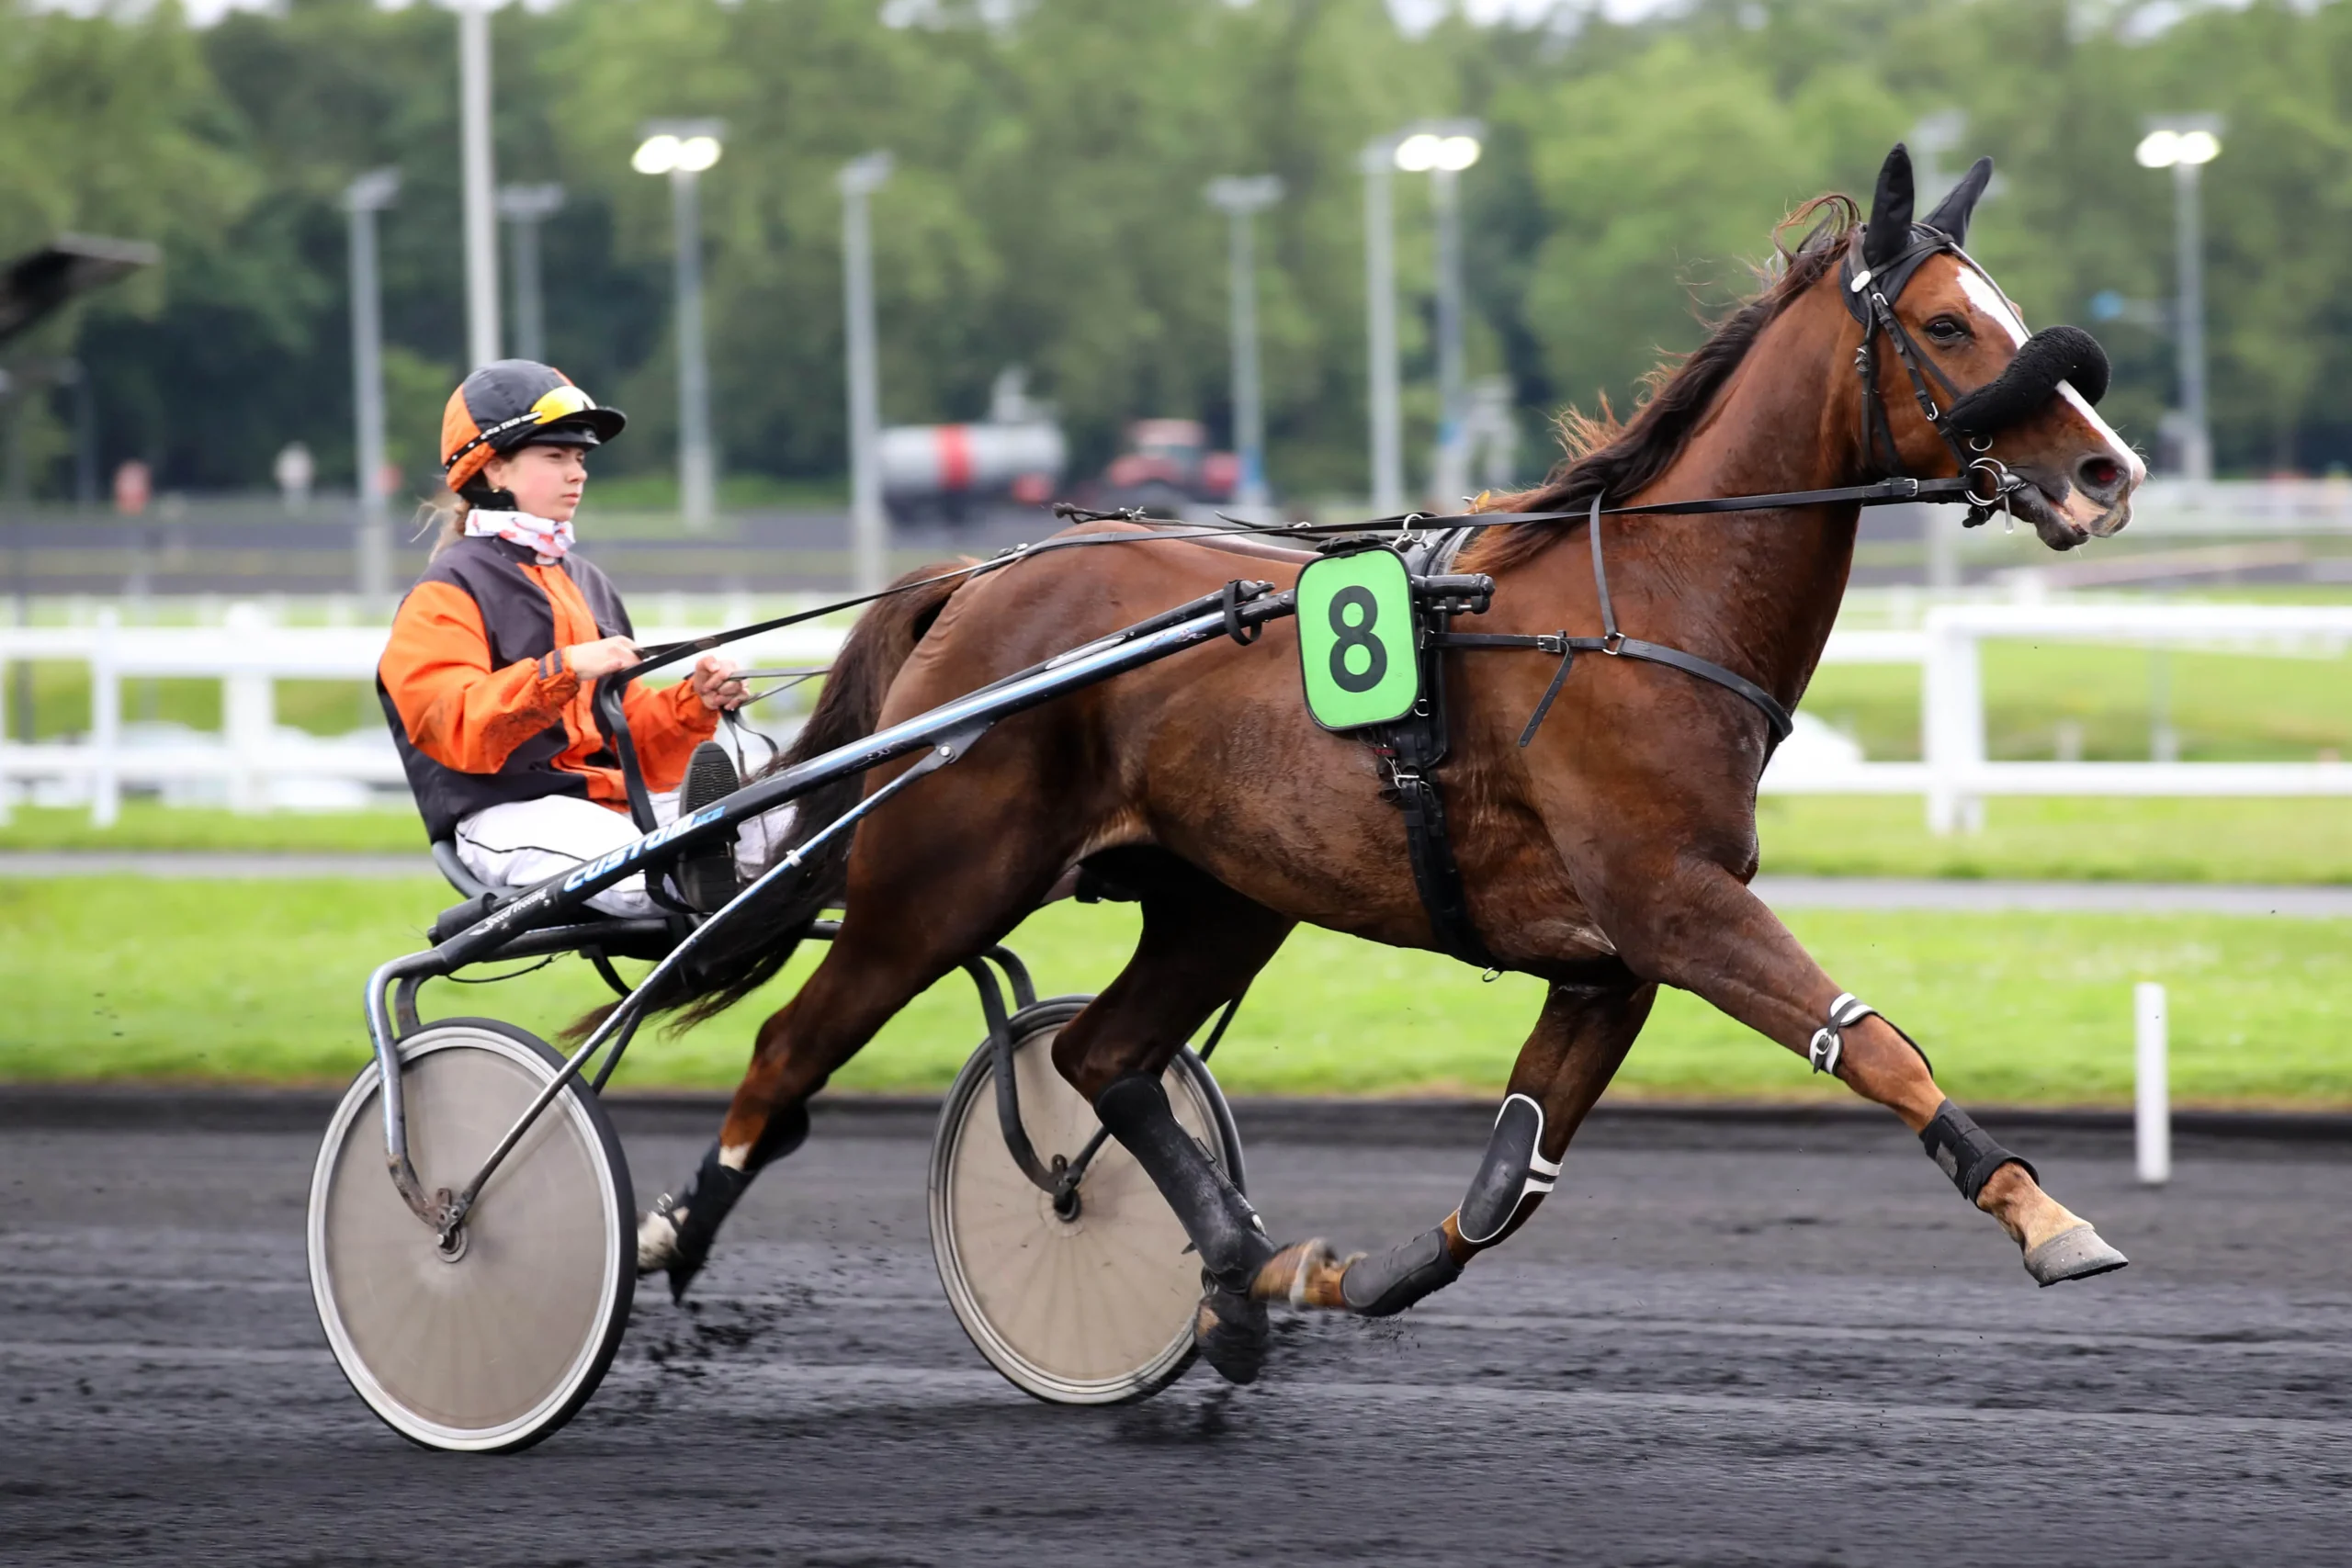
<box><xmin>2078</xmin><ymin>456</ymin><xmax>2123</xmax><ymax>495</ymax></box>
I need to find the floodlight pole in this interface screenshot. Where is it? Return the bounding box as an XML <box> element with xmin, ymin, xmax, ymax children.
<box><xmin>1396</xmin><ymin>118</ymin><xmax>1483</xmax><ymax>510</ymax></box>
<box><xmin>498</xmin><ymin>184</ymin><xmax>563</xmax><ymax>363</ymax></box>
<box><xmin>637</xmin><ymin>120</ymin><xmax>724</xmax><ymax>534</ymax></box>
<box><xmin>840</xmin><ymin>152</ymin><xmax>893</xmax><ymax>594</ymax></box>
<box><xmin>2141</xmin><ymin>114</ymin><xmax>2222</xmax><ymax>483</ymax></box>
<box><xmin>457</xmin><ymin>0</ymin><xmax>500</xmax><ymax>370</ymax></box>
<box><xmin>1206</xmin><ymin>175</ymin><xmax>1283</xmax><ymax>511</ymax></box>
<box><xmin>671</xmin><ymin>166</ymin><xmax>716</xmax><ymax>532</ymax></box>
<box><xmin>345</xmin><ymin>168</ymin><xmax>400</xmax><ymax>604</ymax></box>
<box><xmin>1430</xmin><ymin>163</ymin><xmax>1469</xmax><ymax>509</ymax></box>
<box><xmin>1361</xmin><ymin>141</ymin><xmax>1404</xmax><ymax>515</ymax></box>
<box><xmin>2170</xmin><ymin>158</ymin><xmax>2211</xmax><ymax>484</ymax></box>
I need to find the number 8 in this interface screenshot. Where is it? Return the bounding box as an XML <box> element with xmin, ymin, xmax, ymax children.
<box><xmin>1328</xmin><ymin>586</ymin><xmax>1387</xmax><ymax>694</ymax></box>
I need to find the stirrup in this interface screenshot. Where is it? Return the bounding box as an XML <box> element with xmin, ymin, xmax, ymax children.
<box><xmin>675</xmin><ymin>740</ymin><xmax>743</xmax><ymax>914</ymax></box>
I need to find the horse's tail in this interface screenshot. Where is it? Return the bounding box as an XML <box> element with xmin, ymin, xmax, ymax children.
<box><xmin>571</xmin><ymin>560</ymin><xmax>972</xmax><ymax>1041</ymax></box>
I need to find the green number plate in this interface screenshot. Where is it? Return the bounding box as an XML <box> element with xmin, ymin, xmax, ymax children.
<box><xmin>1296</xmin><ymin>547</ymin><xmax>1420</xmax><ymax>730</ymax></box>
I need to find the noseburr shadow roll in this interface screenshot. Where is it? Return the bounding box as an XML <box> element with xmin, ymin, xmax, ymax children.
<box><xmin>1942</xmin><ymin>324</ymin><xmax>2112</xmax><ymax>440</ymax></box>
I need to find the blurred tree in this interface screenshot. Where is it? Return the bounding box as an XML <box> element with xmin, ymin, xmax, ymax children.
<box><xmin>14</xmin><ymin>0</ymin><xmax>2352</xmax><ymax>499</ymax></box>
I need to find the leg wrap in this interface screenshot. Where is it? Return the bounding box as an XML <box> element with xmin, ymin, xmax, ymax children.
<box><xmin>1810</xmin><ymin>992</ymin><xmax>1934</xmax><ymax>1076</ymax></box>
<box><xmin>1455</xmin><ymin>1092</ymin><xmax>1560</xmax><ymax>1247</ymax></box>
<box><xmin>642</xmin><ymin>1104</ymin><xmax>811</xmax><ymax>1297</ymax></box>
<box><xmin>1918</xmin><ymin>1099</ymin><xmax>2035</xmax><ymax>1202</ymax></box>
<box><xmin>1094</xmin><ymin>1072</ymin><xmax>1273</xmax><ymax>1293</ymax></box>
<box><xmin>1339</xmin><ymin>1226</ymin><xmax>1464</xmax><ymax>1317</ymax></box>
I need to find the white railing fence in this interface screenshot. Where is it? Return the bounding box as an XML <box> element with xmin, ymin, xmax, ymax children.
<box><xmin>6</xmin><ymin>598</ymin><xmax>2352</xmax><ymax>831</ymax></box>
<box><xmin>0</xmin><ymin>604</ymin><xmax>845</xmax><ymax>824</ymax></box>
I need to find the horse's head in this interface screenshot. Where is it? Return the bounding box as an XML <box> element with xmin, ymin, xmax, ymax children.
<box><xmin>1847</xmin><ymin>144</ymin><xmax>2143</xmax><ymax>550</ymax></box>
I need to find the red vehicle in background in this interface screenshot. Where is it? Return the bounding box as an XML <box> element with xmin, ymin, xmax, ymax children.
<box><xmin>1095</xmin><ymin>419</ymin><xmax>1240</xmax><ymax>511</ymax></box>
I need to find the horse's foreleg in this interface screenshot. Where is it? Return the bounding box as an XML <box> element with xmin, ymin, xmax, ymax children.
<box><xmin>1256</xmin><ymin>975</ymin><xmax>1656</xmax><ymax>1316</ymax></box>
<box><xmin>1611</xmin><ymin>861</ymin><xmax>2126</xmax><ymax>1286</ymax></box>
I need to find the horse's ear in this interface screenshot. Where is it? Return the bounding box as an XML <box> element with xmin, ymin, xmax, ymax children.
<box><xmin>1863</xmin><ymin>143</ymin><xmax>1916</xmax><ymax>270</ymax></box>
<box><xmin>1924</xmin><ymin>156</ymin><xmax>1994</xmax><ymax>246</ymax></box>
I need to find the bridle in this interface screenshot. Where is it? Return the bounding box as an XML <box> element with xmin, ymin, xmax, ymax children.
<box><xmin>1843</xmin><ymin>228</ymin><xmax>2030</xmax><ymax>526</ymax></box>
<box><xmin>1840</xmin><ymin>226</ymin><xmax>2115</xmax><ymax>530</ymax></box>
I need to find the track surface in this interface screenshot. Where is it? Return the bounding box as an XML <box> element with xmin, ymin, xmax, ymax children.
<box><xmin>3</xmin><ymin>1106</ymin><xmax>2346</xmax><ymax>1565</ymax></box>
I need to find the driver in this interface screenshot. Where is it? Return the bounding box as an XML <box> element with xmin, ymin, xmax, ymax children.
<box><xmin>377</xmin><ymin>360</ymin><xmax>754</xmax><ymax>916</ymax></box>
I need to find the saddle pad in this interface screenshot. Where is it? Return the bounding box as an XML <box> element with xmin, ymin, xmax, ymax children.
<box><xmin>1295</xmin><ymin>547</ymin><xmax>1421</xmax><ymax>731</ymax></box>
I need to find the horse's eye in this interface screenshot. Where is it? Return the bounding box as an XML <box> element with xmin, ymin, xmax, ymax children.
<box><xmin>1926</xmin><ymin>315</ymin><xmax>1970</xmax><ymax>344</ymax></box>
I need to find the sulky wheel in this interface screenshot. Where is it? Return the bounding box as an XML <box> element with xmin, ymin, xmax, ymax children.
<box><xmin>307</xmin><ymin>1019</ymin><xmax>634</xmax><ymax>1453</ymax></box>
<box><xmin>928</xmin><ymin>995</ymin><xmax>1246</xmax><ymax>1405</ymax></box>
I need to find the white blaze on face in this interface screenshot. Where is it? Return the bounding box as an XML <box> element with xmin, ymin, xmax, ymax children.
<box><xmin>1953</xmin><ymin>263</ymin><xmax>2141</xmax><ymax>482</ymax></box>
<box><xmin>1953</xmin><ymin>264</ymin><xmax>2029</xmax><ymax>347</ymax></box>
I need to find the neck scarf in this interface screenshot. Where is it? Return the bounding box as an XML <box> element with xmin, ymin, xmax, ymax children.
<box><xmin>465</xmin><ymin>508</ymin><xmax>574</xmax><ymax>565</ymax></box>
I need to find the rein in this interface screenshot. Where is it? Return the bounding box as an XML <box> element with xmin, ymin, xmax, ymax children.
<box><xmin>601</xmin><ymin>472</ymin><xmax>1976</xmax><ymax>691</ymax></box>
<box><xmin>603</xmin><ymin>227</ymin><xmax>2104</xmax><ymax>763</ymax></box>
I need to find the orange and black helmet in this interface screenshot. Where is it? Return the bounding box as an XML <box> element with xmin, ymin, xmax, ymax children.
<box><xmin>440</xmin><ymin>360</ymin><xmax>627</xmax><ymax>498</ymax></box>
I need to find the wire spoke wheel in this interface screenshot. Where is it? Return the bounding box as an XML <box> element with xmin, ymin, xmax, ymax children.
<box><xmin>928</xmin><ymin>996</ymin><xmax>1245</xmax><ymax>1405</ymax></box>
<box><xmin>308</xmin><ymin>1019</ymin><xmax>634</xmax><ymax>1452</ymax></box>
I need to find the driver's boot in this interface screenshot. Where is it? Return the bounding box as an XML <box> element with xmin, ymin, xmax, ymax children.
<box><xmin>674</xmin><ymin>740</ymin><xmax>743</xmax><ymax>914</ymax></box>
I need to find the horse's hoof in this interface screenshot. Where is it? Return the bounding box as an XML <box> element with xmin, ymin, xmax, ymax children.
<box><xmin>1250</xmin><ymin>1237</ymin><xmax>1355</xmax><ymax>1310</ymax></box>
<box><xmin>636</xmin><ymin>1194</ymin><xmax>709</xmax><ymax>1303</ymax></box>
<box><xmin>2024</xmin><ymin>1222</ymin><xmax>2129</xmax><ymax>1287</ymax></box>
<box><xmin>1193</xmin><ymin>1284</ymin><xmax>1269</xmax><ymax>1385</ymax></box>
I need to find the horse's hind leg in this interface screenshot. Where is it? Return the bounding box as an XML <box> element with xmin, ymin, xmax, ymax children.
<box><xmin>1257</xmin><ymin>972</ymin><xmax>1657</xmax><ymax>1316</ymax></box>
<box><xmin>638</xmin><ymin>773</ymin><xmax>1073</xmax><ymax>1301</ymax></box>
<box><xmin>1046</xmin><ymin>854</ymin><xmax>1295</xmax><ymax>1383</ymax></box>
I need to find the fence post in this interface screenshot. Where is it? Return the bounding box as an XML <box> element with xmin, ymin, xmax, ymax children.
<box><xmin>2134</xmin><ymin>981</ymin><xmax>2170</xmax><ymax>1186</ymax></box>
<box><xmin>1922</xmin><ymin>610</ymin><xmax>1985</xmax><ymax>834</ymax></box>
<box><xmin>90</xmin><ymin>605</ymin><xmax>120</xmax><ymax>828</ymax></box>
<box><xmin>222</xmin><ymin>602</ymin><xmax>275</xmax><ymax>815</ymax></box>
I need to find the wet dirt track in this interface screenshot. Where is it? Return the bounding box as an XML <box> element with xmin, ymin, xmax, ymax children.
<box><xmin>2</xmin><ymin>1102</ymin><xmax>2346</xmax><ymax>1566</ymax></box>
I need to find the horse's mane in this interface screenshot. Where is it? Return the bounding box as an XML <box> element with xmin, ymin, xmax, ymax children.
<box><xmin>1464</xmin><ymin>194</ymin><xmax>1860</xmax><ymax>574</ymax></box>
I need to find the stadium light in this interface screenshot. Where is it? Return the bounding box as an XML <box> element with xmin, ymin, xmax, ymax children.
<box><xmin>634</xmin><ymin>119</ymin><xmax>725</xmax><ymax>530</ymax></box>
<box><xmin>839</xmin><ymin>152</ymin><xmax>894</xmax><ymax>594</ymax></box>
<box><xmin>495</xmin><ymin>183</ymin><xmax>563</xmax><ymax>364</ymax></box>
<box><xmin>2138</xmin><ymin>116</ymin><xmax>2223</xmax><ymax>482</ymax></box>
<box><xmin>1394</xmin><ymin>120</ymin><xmax>1484</xmax><ymax>505</ymax></box>
<box><xmin>344</xmin><ymin>169</ymin><xmax>400</xmax><ymax>604</ymax></box>
<box><xmin>1205</xmin><ymin>175</ymin><xmax>1283</xmax><ymax>510</ymax></box>
<box><xmin>2134</xmin><ymin>127</ymin><xmax>2220</xmax><ymax>168</ymax></box>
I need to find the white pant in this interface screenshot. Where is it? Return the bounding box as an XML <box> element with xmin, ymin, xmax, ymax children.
<box><xmin>454</xmin><ymin>791</ymin><xmax>796</xmax><ymax>917</ymax></box>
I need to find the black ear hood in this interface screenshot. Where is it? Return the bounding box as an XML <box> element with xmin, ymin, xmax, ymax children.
<box><xmin>1861</xmin><ymin>143</ymin><xmax>1917</xmax><ymax>271</ymax></box>
<box><xmin>1923</xmin><ymin>155</ymin><xmax>1994</xmax><ymax>247</ymax></box>
<box><xmin>1845</xmin><ymin>146</ymin><xmax>1998</xmax><ymax>321</ymax></box>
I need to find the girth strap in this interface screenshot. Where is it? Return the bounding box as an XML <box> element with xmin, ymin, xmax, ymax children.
<box><xmin>1369</xmin><ymin>526</ymin><xmax>1502</xmax><ymax>972</ymax></box>
<box><xmin>1381</xmin><ymin>752</ymin><xmax>1498</xmax><ymax>971</ymax></box>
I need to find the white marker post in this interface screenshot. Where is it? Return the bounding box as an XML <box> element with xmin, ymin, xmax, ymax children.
<box><xmin>2134</xmin><ymin>982</ymin><xmax>2170</xmax><ymax>1185</ymax></box>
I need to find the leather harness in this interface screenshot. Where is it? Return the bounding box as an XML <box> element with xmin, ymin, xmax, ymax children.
<box><xmin>1358</xmin><ymin>509</ymin><xmax>1802</xmax><ymax>971</ymax></box>
<box><xmin>1360</xmin><ymin>227</ymin><xmax>2100</xmax><ymax>970</ymax></box>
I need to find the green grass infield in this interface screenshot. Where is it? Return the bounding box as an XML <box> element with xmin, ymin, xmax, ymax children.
<box><xmin>5</xmin><ymin>876</ymin><xmax>2345</xmax><ymax>1109</ymax></box>
<box><xmin>16</xmin><ymin>795</ymin><xmax>2352</xmax><ymax>884</ymax></box>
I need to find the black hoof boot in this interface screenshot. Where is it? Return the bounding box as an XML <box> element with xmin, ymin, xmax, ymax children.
<box><xmin>1338</xmin><ymin>1226</ymin><xmax>1464</xmax><ymax>1318</ymax></box>
<box><xmin>638</xmin><ymin>1185</ymin><xmax>730</xmax><ymax>1303</ymax></box>
<box><xmin>1193</xmin><ymin>1281</ymin><xmax>1269</xmax><ymax>1385</ymax></box>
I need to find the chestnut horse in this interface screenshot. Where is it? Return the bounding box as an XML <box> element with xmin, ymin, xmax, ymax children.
<box><xmin>635</xmin><ymin>145</ymin><xmax>2143</xmax><ymax>1381</ymax></box>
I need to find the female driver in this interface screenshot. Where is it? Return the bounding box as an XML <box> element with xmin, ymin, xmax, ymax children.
<box><xmin>377</xmin><ymin>359</ymin><xmax>752</xmax><ymax>915</ymax></box>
